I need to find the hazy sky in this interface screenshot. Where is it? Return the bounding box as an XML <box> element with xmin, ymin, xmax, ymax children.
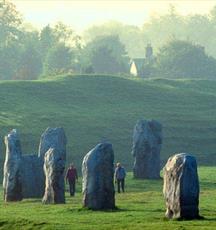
<box><xmin>12</xmin><ymin>0</ymin><xmax>216</xmax><ymax>31</ymax></box>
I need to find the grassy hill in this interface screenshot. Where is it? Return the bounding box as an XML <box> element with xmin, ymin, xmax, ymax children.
<box><xmin>0</xmin><ymin>74</ymin><xmax>216</xmax><ymax>174</ymax></box>
<box><xmin>0</xmin><ymin>167</ymin><xmax>215</xmax><ymax>229</ymax></box>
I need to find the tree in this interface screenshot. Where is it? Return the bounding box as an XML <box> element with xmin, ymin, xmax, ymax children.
<box><xmin>82</xmin><ymin>35</ymin><xmax>129</xmax><ymax>74</ymax></box>
<box><xmin>40</xmin><ymin>23</ymin><xmax>82</xmax><ymax>57</ymax></box>
<box><xmin>0</xmin><ymin>0</ymin><xmax>23</xmax><ymax>80</ymax></box>
<box><xmin>142</xmin><ymin>5</ymin><xmax>185</xmax><ymax>53</ymax></box>
<box><xmin>15</xmin><ymin>45</ymin><xmax>42</xmax><ymax>80</ymax></box>
<box><xmin>40</xmin><ymin>22</ymin><xmax>82</xmax><ymax>75</ymax></box>
<box><xmin>39</xmin><ymin>25</ymin><xmax>57</xmax><ymax>61</ymax></box>
<box><xmin>52</xmin><ymin>22</ymin><xmax>81</xmax><ymax>48</ymax></box>
<box><xmin>44</xmin><ymin>43</ymin><xmax>74</xmax><ymax>75</ymax></box>
<box><xmin>84</xmin><ymin>21</ymin><xmax>145</xmax><ymax>58</ymax></box>
<box><xmin>0</xmin><ymin>0</ymin><xmax>22</xmax><ymax>47</ymax></box>
<box><xmin>155</xmin><ymin>40</ymin><xmax>216</xmax><ymax>79</ymax></box>
<box><xmin>0</xmin><ymin>42</ymin><xmax>21</xmax><ymax>79</ymax></box>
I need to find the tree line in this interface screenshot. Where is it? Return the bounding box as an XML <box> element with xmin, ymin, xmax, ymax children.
<box><xmin>1</xmin><ymin>0</ymin><xmax>216</xmax><ymax>80</ymax></box>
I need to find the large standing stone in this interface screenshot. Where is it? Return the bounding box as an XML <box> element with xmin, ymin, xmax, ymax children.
<box><xmin>41</xmin><ymin>127</ymin><xmax>67</xmax><ymax>204</ymax></box>
<box><xmin>3</xmin><ymin>129</ymin><xmax>23</xmax><ymax>201</ymax></box>
<box><xmin>132</xmin><ymin>119</ymin><xmax>162</xmax><ymax>179</ymax></box>
<box><xmin>42</xmin><ymin>147</ymin><xmax>66</xmax><ymax>204</ymax></box>
<box><xmin>38</xmin><ymin>127</ymin><xmax>67</xmax><ymax>197</ymax></box>
<box><xmin>3</xmin><ymin>127</ymin><xmax>67</xmax><ymax>201</ymax></box>
<box><xmin>38</xmin><ymin>127</ymin><xmax>67</xmax><ymax>159</ymax></box>
<box><xmin>3</xmin><ymin>129</ymin><xmax>44</xmax><ymax>199</ymax></box>
<box><xmin>82</xmin><ymin>142</ymin><xmax>115</xmax><ymax>210</ymax></box>
<box><xmin>163</xmin><ymin>153</ymin><xmax>200</xmax><ymax>219</ymax></box>
<box><xmin>20</xmin><ymin>154</ymin><xmax>44</xmax><ymax>198</ymax></box>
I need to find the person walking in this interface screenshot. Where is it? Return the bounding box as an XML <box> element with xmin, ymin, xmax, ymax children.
<box><xmin>114</xmin><ymin>162</ymin><xmax>126</xmax><ymax>193</ymax></box>
<box><xmin>65</xmin><ymin>163</ymin><xmax>78</xmax><ymax>196</ymax></box>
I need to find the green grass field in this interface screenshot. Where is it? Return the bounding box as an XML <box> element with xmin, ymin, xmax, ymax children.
<box><xmin>0</xmin><ymin>74</ymin><xmax>216</xmax><ymax>175</ymax></box>
<box><xmin>0</xmin><ymin>75</ymin><xmax>216</xmax><ymax>229</ymax></box>
<box><xmin>0</xmin><ymin>167</ymin><xmax>215</xmax><ymax>229</ymax></box>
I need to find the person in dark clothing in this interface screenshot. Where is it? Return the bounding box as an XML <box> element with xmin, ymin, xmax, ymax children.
<box><xmin>65</xmin><ymin>163</ymin><xmax>78</xmax><ymax>196</ymax></box>
<box><xmin>114</xmin><ymin>162</ymin><xmax>126</xmax><ymax>193</ymax></box>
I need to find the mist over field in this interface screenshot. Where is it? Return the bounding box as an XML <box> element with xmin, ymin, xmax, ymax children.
<box><xmin>2</xmin><ymin>0</ymin><xmax>216</xmax><ymax>80</ymax></box>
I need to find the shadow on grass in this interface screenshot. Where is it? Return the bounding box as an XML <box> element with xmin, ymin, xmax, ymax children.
<box><xmin>151</xmin><ymin>208</ymin><xmax>164</xmax><ymax>212</ymax></box>
<box><xmin>126</xmin><ymin>177</ymin><xmax>163</xmax><ymax>192</ymax></box>
<box><xmin>162</xmin><ymin>215</ymin><xmax>205</xmax><ymax>222</ymax></box>
<box><xmin>200</xmin><ymin>181</ymin><xmax>216</xmax><ymax>190</ymax></box>
<box><xmin>201</xmin><ymin>217</ymin><xmax>216</xmax><ymax>222</ymax></box>
<box><xmin>0</xmin><ymin>221</ymin><xmax>8</xmax><ymax>227</ymax></box>
<box><xmin>0</xmin><ymin>218</ymin><xmax>48</xmax><ymax>229</ymax></box>
<box><xmin>22</xmin><ymin>199</ymin><xmax>41</xmax><ymax>203</ymax></box>
<box><xmin>67</xmin><ymin>206</ymin><xmax>143</xmax><ymax>213</ymax></box>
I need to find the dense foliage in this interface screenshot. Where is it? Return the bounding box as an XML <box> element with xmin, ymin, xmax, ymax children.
<box><xmin>82</xmin><ymin>35</ymin><xmax>129</xmax><ymax>74</ymax></box>
<box><xmin>155</xmin><ymin>40</ymin><xmax>216</xmax><ymax>79</ymax></box>
<box><xmin>2</xmin><ymin>1</ymin><xmax>216</xmax><ymax>79</ymax></box>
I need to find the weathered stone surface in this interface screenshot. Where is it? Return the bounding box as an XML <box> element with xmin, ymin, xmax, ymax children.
<box><xmin>42</xmin><ymin>148</ymin><xmax>66</xmax><ymax>204</ymax></box>
<box><xmin>132</xmin><ymin>119</ymin><xmax>162</xmax><ymax>179</ymax></box>
<box><xmin>3</xmin><ymin>129</ymin><xmax>45</xmax><ymax>199</ymax></box>
<box><xmin>41</xmin><ymin>128</ymin><xmax>66</xmax><ymax>204</ymax></box>
<box><xmin>38</xmin><ymin>127</ymin><xmax>67</xmax><ymax>198</ymax></box>
<box><xmin>3</xmin><ymin>129</ymin><xmax>23</xmax><ymax>201</ymax></box>
<box><xmin>82</xmin><ymin>142</ymin><xmax>115</xmax><ymax>210</ymax></box>
<box><xmin>163</xmin><ymin>153</ymin><xmax>200</xmax><ymax>219</ymax></box>
<box><xmin>38</xmin><ymin>127</ymin><xmax>67</xmax><ymax>159</ymax></box>
<box><xmin>3</xmin><ymin>127</ymin><xmax>67</xmax><ymax>201</ymax></box>
<box><xmin>20</xmin><ymin>155</ymin><xmax>44</xmax><ymax>198</ymax></box>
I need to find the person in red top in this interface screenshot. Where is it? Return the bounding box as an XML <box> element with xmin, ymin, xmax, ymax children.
<box><xmin>65</xmin><ymin>163</ymin><xmax>78</xmax><ymax>196</ymax></box>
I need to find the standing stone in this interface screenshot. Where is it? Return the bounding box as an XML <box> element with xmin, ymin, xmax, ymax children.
<box><xmin>38</xmin><ymin>127</ymin><xmax>67</xmax><ymax>198</ymax></box>
<box><xmin>41</xmin><ymin>127</ymin><xmax>66</xmax><ymax>204</ymax></box>
<box><xmin>42</xmin><ymin>148</ymin><xmax>66</xmax><ymax>204</ymax></box>
<box><xmin>38</xmin><ymin>127</ymin><xmax>67</xmax><ymax>159</ymax></box>
<box><xmin>3</xmin><ymin>129</ymin><xmax>22</xmax><ymax>201</ymax></box>
<box><xmin>82</xmin><ymin>142</ymin><xmax>115</xmax><ymax>210</ymax></box>
<box><xmin>132</xmin><ymin>119</ymin><xmax>162</xmax><ymax>179</ymax></box>
<box><xmin>3</xmin><ymin>127</ymin><xmax>67</xmax><ymax>201</ymax></box>
<box><xmin>20</xmin><ymin>154</ymin><xmax>44</xmax><ymax>198</ymax></box>
<box><xmin>163</xmin><ymin>153</ymin><xmax>200</xmax><ymax>219</ymax></box>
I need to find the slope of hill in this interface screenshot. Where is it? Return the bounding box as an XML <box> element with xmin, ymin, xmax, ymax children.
<box><xmin>0</xmin><ymin>74</ymin><xmax>216</xmax><ymax>174</ymax></box>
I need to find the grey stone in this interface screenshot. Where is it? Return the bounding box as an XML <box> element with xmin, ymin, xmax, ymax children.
<box><xmin>3</xmin><ymin>129</ymin><xmax>44</xmax><ymax>199</ymax></box>
<box><xmin>3</xmin><ymin>127</ymin><xmax>67</xmax><ymax>201</ymax></box>
<box><xmin>20</xmin><ymin>155</ymin><xmax>44</xmax><ymax>198</ymax></box>
<box><xmin>42</xmin><ymin>147</ymin><xmax>66</xmax><ymax>204</ymax></box>
<box><xmin>41</xmin><ymin>127</ymin><xmax>66</xmax><ymax>204</ymax></box>
<box><xmin>38</xmin><ymin>127</ymin><xmax>67</xmax><ymax>198</ymax></box>
<box><xmin>38</xmin><ymin>127</ymin><xmax>67</xmax><ymax>159</ymax></box>
<box><xmin>82</xmin><ymin>142</ymin><xmax>115</xmax><ymax>210</ymax></box>
<box><xmin>3</xmin><ymin>129</ymin><xmax>23</xmax><ymax>201</ymax></box>
<box><xmin>163</xmin><ymin>153</ymin><xmax>200</xmax><ymax>219</ymax></box>
<box><xmin>132</xmin><ymin>119</ymin><xmax>162</xmax><ymax>179</ymax></box>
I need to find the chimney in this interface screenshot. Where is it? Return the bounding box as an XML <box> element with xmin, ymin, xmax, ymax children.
<box><xmin>145</xmin><ymin>43</ymin><xmax>153</xmax><ymax>59</ymax></box>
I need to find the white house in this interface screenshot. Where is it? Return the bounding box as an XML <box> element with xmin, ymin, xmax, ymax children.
<box><xmin>130</xmin><ymin>44</ymin><xmax>154</xmax><ymax>77</ymax></box>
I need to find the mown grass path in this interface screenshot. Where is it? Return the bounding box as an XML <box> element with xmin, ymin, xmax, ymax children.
<box><xmin>0</xmin><ymin>167</ymin><xmax>215</xmax><ymax>229</ymax></box>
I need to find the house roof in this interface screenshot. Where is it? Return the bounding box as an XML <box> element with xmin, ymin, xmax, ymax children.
<box><xmin>131</xmin><ymin>58</ymin><xmax>145</xmax><ymax>71</ymax></box>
